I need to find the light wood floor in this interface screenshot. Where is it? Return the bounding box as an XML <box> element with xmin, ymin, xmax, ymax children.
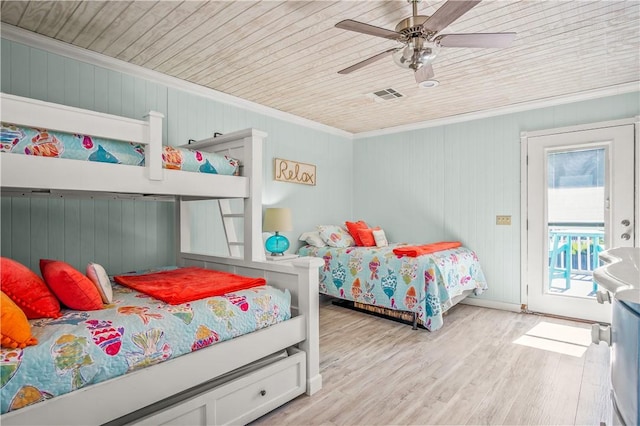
<box><xmin>253</xmin><ymin>298</ymin><xmax>612</xmax><ymax>426</ymax></box>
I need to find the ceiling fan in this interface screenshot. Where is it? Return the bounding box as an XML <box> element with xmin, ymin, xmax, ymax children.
<box><xmin>335</xmin><ymin>0</ymin><xmax>516</xmax><ymax>87</ymax></box>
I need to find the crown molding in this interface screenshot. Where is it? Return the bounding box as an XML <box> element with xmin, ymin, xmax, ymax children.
<box><xmin>354</xmin><ymin>81</ymin><xmax>640</xmax><ymax>139</ymax></box>
<box><xmin>1</xmin><ymin>24</ymin><xmax>353</xmax><ymax>140</ymax></box>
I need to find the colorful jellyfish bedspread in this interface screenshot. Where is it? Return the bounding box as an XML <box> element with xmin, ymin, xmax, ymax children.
<box><xmin>0</xmin><ymin>283</ymin><xmax>291</xmax><ymax>414</ymax></box>
<box><xmin>299</xmin><ymin>244</ymin><xmax>488</xmax><ymax>331</ymax></box>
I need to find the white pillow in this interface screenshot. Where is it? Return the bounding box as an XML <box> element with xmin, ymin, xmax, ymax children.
<box><xmin>317</xmin><ymin>225</ymin><xmax>355</xmax><ymax>248</ymax></box>
<box><xmin>299</xmin><ymin>231</ymin><xmax>326</xmax><ymax>247</ymax></box>
<box><xmin>86</xmin><ymin>263</ymin><xmax>113</xmax><ymax>304</ymax></box>
<box><xmin>373</xmin><ymin>228</ymin><xmax>388</xmax><ymax>247</ymax></box>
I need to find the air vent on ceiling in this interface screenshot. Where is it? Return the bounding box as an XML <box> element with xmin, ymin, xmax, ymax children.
<box><xmin>367</xmin><ymin>88</ymin><xmax>405</xmax><ymax>102</ymax></box>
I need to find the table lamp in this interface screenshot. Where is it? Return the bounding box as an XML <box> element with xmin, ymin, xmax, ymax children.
<box><xmin>263</xmin><ymin>207</ymin><xmax>292</xmax><ymax>256</ymax></box>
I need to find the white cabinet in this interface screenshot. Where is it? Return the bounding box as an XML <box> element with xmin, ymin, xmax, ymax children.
<box><xmin>131</xmin><ymin>349</ymin><xmax>305</xmax><ymax>426</ymax></box>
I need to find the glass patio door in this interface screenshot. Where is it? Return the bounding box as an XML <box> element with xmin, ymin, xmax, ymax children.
<box><xmin>526</xmin><ymin>122</ymin><xmax>635</xmax><ymax>323</ymax></box>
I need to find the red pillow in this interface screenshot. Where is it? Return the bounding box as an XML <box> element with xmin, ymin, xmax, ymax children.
<box><xmin>0</xmin><ymin>257</ymin><xmax>61</xmax><ymax>319</ymax></box>
<box><xmin>345</xmin><ymin>221</ymin><xmax>369</xmax><ymax>246</ymax></box>
<box><xmin>40</xmin><ymin>259</ymin><xmax>103</xmax><ymax>311</ymax></box>
<box><xmin>358</xmin><ymin>227</ymin><xmax>380</xmax><ymax>247</ymax></box>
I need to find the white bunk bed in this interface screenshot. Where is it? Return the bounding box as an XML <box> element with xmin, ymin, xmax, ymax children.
<box><xmin>0</xmin><ymin>93</ymin><xmax>323</xmax><ymax>426</ymax></box>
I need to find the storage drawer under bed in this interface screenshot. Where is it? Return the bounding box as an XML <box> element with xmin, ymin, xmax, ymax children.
<box><xmin>129</xmin><ymin>348</ymin><xmax>306</xmax><ymax>426</ymax></box>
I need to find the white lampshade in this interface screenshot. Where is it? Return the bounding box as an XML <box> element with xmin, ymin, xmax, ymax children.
<box><xmin>263</xmin><ymin>208</ymin><xmax>292</xmax><ymax>232</ymax></box>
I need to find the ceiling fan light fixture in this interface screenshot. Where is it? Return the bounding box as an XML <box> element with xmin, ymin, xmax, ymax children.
<box><xmin>392</xmin><ymin>47</ymin><xmax>413</xmax><ymax>69</ymax></box>
<box><xmin>418</xmin><ymin>79</ymin><xmax>439</xmax><ymax>89</ymax></box>
<box><xmin>392</xmin><ymin>39</ymin><xmax>439</xmax><ymax>70</ymax></box>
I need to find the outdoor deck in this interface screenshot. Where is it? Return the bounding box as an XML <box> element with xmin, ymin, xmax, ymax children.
<box><xmin>549</xmin><ymin>274</ymin><xmax>599</xmax><ymax>298</ymax></box>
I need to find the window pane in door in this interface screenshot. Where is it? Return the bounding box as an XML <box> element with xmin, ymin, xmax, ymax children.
<box><xmin>547</xmin><ymin>148</ymin><xmax>605</xmax><ymax>299</ymax></box>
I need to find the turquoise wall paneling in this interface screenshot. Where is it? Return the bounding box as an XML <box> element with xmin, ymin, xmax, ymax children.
<box><xmin>156</xmin><ymin>200</ymin><xmax>172</xmax><ymax>266</ymax></box>
<box><xmin>29</xmin><ymin>48</ymin><xmax>47</xmax><ymax>101</ymax></box>
<box><xmin>1</xmin><ymin>38</ymin><xmax>352</xmax><ymax>270</ymax></box>
<box><xmin>354</xmin><ymin>92</ymin><xmax>640</xmax><ymax>305</ymax></box>
<box><xmin>1</xmin><ymin>197</ymin><xmax>11</xmax><ymax>258</ymax></box>
<box><xmin>186</xmin><ymin>200</ymin><xmax>228</xmax><ymax>257</ymax></box>
<box><xmin>10</xmin><ymin>197</ymin><xmax>30</xmax><ymax>268</ymax></box>
<box><xmin>93</xmin><ymin>67</ymin><xmax>109</xmax><ymax>113</ymax></box>
<box><xmin>107</xmin><ymin>70</ymin><xmax>123</xmax><ymax>116</ymax></box>
<box><xmin>47</xmin><ymin>52</ymin><xmax>65</xmax><ymax>105</ymax></box>
<box><xmin>9</xmin><ymin>41</ymin><xmax>29</xmax><ymax>97</ymax></box>
<box><xmin>64</xmin><ymin>57</ymin><xmax>80</xmax><ymax>107</ymax></box>
<box><xmin>78</xmin><ymin>62</ymin><xmax>95</xmax><ymax>111</ymax></box>
<box><xmin>63</xmin><ymin>198</ymin><xmax>81</xmax><ymax>269</ymax></box>
<box><xmin>79</xmin><ymin>199</ymin><xmax>96</xmax><ymax>271</ymax></box>
<box><xmin>93</xmin><ymin>199</ymin><xmax>110</xmax><ymax>271</ymax></box>
<box><xmin>1</xmin><ymin>197</ymin><xmax>176</xmax><ymax>275</ymax></box>
<box><xmin>30</xmin><ymin>198</ymin><xmax>49</xmax><ymax>272</ymax></box>
<box><xmin>1</xmin><ymin>39</ymin><xmax>11</xmax><ymax>92</ymax></box>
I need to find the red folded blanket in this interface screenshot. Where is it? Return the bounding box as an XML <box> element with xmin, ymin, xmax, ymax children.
<box><xmin>114</xmin><ymin>267</ymin><xmax>266</xmax><ymax>305</ymax></box>
<box><xmin>392</xmin><ymin>241</ymin><xmax>462</xmax><ymax>257</ymax></box>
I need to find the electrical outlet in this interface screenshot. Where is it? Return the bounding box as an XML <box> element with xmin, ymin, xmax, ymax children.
<box><xmin>496</xmin><ymin>215</ymin><xmax>511</xmax><ymax>225</ymax></box>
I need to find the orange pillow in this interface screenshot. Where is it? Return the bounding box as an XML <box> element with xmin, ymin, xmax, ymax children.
<box><xmin>1</xmin><ymin>291</ymin><xmax>38</xmax><ymax>349</ymax></box>
<box><xmin>40</xmin><ymin>260</ymin><xmax>103</xmax><ymax>311</ymax></box>
<box><xmin>358</xmin><ymin>227</ymin><xmax>380</xmax><ymax>247</ymax></box>
<box><xmin>345</xmin><ymin>221</ymin><xmax>369</xmax><ymax>246</ymax></box>
<box><xmin>0</xmin><ymin>257</ymin><xmax>61</xmax><ymax>319</ymax></box>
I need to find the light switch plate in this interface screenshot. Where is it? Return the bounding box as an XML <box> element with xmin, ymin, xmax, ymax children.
<box><xmin>496</xmin><ymin>215</ymin><xmax>511</xmax><ymax>225</ymax></box>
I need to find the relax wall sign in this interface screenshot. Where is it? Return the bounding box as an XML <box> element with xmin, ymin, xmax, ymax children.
<box><xmin>274</xmin><ymin>158</ymin><xmax>316</xmax><ymax>186</ymax></box>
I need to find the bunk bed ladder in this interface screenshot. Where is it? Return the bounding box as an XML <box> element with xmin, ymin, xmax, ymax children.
<box><xmin>218</xmin><ymin>199</ymin><xmax>244</xmax><ymax>257</ymax></box>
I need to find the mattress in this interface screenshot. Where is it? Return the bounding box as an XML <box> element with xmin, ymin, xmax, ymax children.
<box><xmin>0</xmin><ymin>281</ymin><xmax>291</xmax><ymax>414</ymax></box>
<box><xmin>0</xmin><ymin>123</ymin><xmax>239</xmax><ymax>175</ymax></box>
<box><xmin>299</xmin><ymin>244</ymin><xmax>487</xmax><ymax>331</ymax></box>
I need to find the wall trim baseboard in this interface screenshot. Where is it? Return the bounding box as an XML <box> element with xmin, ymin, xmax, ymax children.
<box><xmin>2</xmin><ymin>24</ymin><xmax>637</xmax><ymax>141</ymax></box>
<box><xmin>0</xmin><ymin>24</ymin><xmax>352</xmax><ymax>140</ymax></box>
<box><xmin>460</xmin><ymin>297</ymin><xmax>522</xmax><ymax>313</ymax></box>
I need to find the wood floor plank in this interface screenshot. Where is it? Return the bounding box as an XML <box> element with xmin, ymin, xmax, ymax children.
<box><xmin>465</xmin><ymin>345</ymin><xmax>539</xmax><ymax>425</ymax></box>
<box><xmin>428</xmin><ymin>311</ymin><xmax>527</xmax><ymax>425</ymax></box>
<box><xmin>575</xmin><ymin>342</ymin><xmax>613</xmax><ymax>425</ymax></box>
<box><xmin>252</xmin><ymin>299</ymin><xmax>611</xmax><ymax>426</ymax></box>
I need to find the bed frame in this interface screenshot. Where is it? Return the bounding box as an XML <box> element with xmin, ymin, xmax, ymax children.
<box><xmin>0</xmin><ymin>93</ymin><xmax>322</xmax><ymax>425</ymax></box>
<box><xmin>349</xmin><ymin>288</ymin><xmax>475</xmax><ymax>329</ymax></box>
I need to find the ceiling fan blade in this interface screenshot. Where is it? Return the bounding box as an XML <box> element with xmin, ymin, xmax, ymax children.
<box><xmin>337</xmin><ymin>48</ymin><xmax>398</xmax><ymax>74</ymax></box>
<box><xmin>335</xmin><ymin>19</ymin><xmax>402</xmax><ymax>40</ymax></box>
<box><xmin>422</xmin><ymin>0</ymin><xmax>481</xmax><ymax>33</ymax></box>
<box><xmin>436</xmin><ymin>32</ymin><xmax>516</xmax><ymax>48</ymax></box>
<box><xmin>415</xmin><ymin>64</ymin><xmax>435</xmax><ymax>83</ymax></box>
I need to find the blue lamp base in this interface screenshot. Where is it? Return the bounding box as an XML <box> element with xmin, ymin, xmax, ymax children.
<box><xmin>265</xmin><ymin>232</ymin><xmax>290</xmax><ymax>256</ymax></box>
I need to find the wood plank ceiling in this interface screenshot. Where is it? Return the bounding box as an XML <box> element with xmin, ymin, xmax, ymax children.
<box><xmin>1</xmin><ymin>0</ymin><xmax>639</xmax><ymax>134</ymax></box>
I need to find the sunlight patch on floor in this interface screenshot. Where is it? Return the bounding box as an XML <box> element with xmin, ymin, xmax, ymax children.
<box><xmin>513</xmin><ymin>321</ymin><xmax>590</xmax><ymax>357</ymax></box>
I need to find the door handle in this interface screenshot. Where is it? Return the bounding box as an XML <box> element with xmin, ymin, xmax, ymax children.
<box><xmin>621</xmin><ymin>233</ymin><xmax>631</xmax><ymax>241</ymax></box>
<box><xmin>621</xmin><ymin>219</ymin><xmax>630</xmax><ymax>226</ymax></box>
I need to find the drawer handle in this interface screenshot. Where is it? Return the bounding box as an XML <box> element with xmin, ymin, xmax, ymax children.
<box><xmin>260</xmin><ymin>390</ymin><xmax>267</xmax><ymax>397</ymax></box>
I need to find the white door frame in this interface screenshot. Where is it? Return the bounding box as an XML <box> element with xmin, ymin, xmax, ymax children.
<box><xmin>520</xmin><ymin>116</ymin><xmax>639</xmax><ymax>315</ymax></box>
